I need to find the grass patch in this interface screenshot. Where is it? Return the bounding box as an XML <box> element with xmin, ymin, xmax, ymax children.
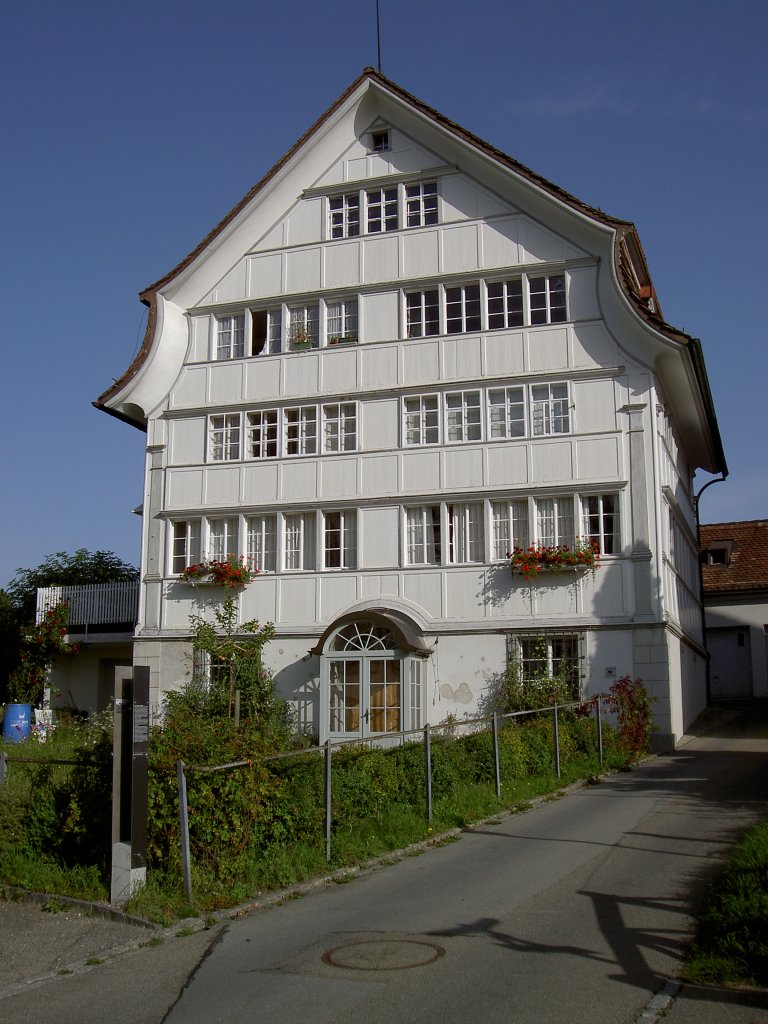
<box><xmin>685</xmin><ymin>817</ymin><xmax>768</xmax><ymax>987</ymax></box>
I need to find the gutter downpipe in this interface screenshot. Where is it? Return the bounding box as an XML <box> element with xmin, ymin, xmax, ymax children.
<box><xmin>694</xmin><ymin>474</ymin><xmax>727</xmax><ymax>706</ymax></box>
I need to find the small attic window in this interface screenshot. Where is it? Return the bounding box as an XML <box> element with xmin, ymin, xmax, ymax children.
<box><xmin>371</xmin><ymin>130</ymin><xmax>390</xmax><ymax>152</ymax></box>
<box><xmin>705</xmin><ymin>544</ymin><xmax>731</xmax><ymax>566</ymax></box>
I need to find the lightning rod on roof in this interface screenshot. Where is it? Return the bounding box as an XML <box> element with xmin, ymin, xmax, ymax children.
<box><xmin>376</xmin><ymin>0</ymin><xmax>382</xmax><ymax>72</ymax></box>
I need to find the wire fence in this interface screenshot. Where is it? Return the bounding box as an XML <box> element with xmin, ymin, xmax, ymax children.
<box><xmin>1</xmin><ymin>696</ymin><xmax>606</xmax><ymax>905</ymax></box>
<box><xmin>174</xmin><ymin>697</ymin><xmax>605</xmax><ymax>901</ymax></box>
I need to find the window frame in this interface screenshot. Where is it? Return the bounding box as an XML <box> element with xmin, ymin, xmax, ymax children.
<box><xmin>328</xmin><ymin>193</ymin><xmax>361</xmax><ymax>240</ymax></box>
<box><xmin>323</xmin><ymin>509</ymin><xmax>358</xmax><ymax>570</ymax></box>
<box><xmin>214</xmin><ymin>313</ymin><xmax>245</xmax><ymax>361</ymax></box>
<box><xmin>208</xmin><ymin>413</ymin><xmax>241</xmax><ymax>463</ymax></box>
<box><xmin>284</xmin><ymin>405</ymin><xmax>318</xmax><ymax>457</ymax></box>
<box><xmin>322</xmin><ymin>402</ymin><xmax>358</xmax><ymax>454</ymax></box>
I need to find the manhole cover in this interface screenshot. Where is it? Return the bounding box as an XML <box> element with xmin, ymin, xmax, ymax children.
<box><xmin>322</xmin><ymin>939</ymin><xmax>445</xmax><ymax>971</ymax></box>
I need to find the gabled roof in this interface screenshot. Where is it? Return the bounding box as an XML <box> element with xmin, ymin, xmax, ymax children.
<box><xmin>701</xmin><ymin>520</ymin><xmax>768</xmax><ymax>597</ymax></box>
<box><xmin>93</xmin><ymin>68</ymin><xmax>726</xmax><ymax>476</ymax></box>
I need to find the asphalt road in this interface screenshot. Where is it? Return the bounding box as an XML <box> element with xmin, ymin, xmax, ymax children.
<box><xmin>2</xmin><ymin>706</ymin><xmax>768</xmax><ymax>1024</ymax></box>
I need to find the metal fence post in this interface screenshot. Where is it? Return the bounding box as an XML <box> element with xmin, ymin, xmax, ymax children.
<box><xmin>424</xmin><ymin>724</ymin><xmax>432</xmax><ymax>822</ymax></box>
<box><xmin>325</xmin><ymin>739</ymin><xmax>332</xmax><ymax>863</ymax></box>
<box><xmin>553</xmin><ymin>704</ymin><xmax>561</xmax><ymax>779</ymax></box>
<box><xmin>176</xmin><ymin>760</ymin><xmax>193</xmax><ymax>903</ymax></box>
<box><xmin>0</xmin><ymin>750</ymin><xmax>6</xmax><ymax>785</ymax></box>
<box><xmin>492</xmin><ymin>712</ymin><xmax>501</xmax><ymax>799</ymax></box>
<box><xmin>596</xmin><ymin>695</ymin><xmax>604</xmax><ymax>766</ymax></box>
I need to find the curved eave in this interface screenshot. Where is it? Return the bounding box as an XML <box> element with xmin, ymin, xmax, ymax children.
<box><xmin>609</xmin><ymin>226</ymin><xmax>727</xmax><ymax>476</ymax></box>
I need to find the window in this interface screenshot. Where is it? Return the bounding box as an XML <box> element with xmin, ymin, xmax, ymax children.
<box><xmin>371</xmin><ymin>130</ymin><xmax>390</xmax><ymax>152</ymax></box>
<box><xmin>406</xmin><ymin>506</ymin><xmax>441</xmax><ymax>565</ymax></box>
<box><xmin>215</xmin><ymin>314</ymin><xmax>245</xmax><ymax>360</ymax></box>
<box><xmin>405</xmin><ymin>181</ymin><xmax>438</xmax><ymax>227</ymax></box>
<box><xmin>328</xmin><ymin>193</ymin><xmax>360</xmax><ymax>239</ymax></box>
<box><xmin>509</xmin><ymin>633</ymin><xmax>583</xmax><ymax>700</ymax></box>
<box><xmin>487</xmin><ymin>279</ymin><xmax>524</xmax><ymax>330</ymax></box>
<box><xmin>326</xmin><ymin>299</ymin><xmax>358</xmax><ymax>343</ymax></box>
<box><xmin>247</xmin><ymin>410</ymin><xmax>278</xmax><ymax>459</ymax></box>
<box><xmin>491</xmin><ymin>499</ymin><xmax>530</xmax><ymax>560</ymax></box>
<box><xmin>445</xmin><ymin>284</ymin><xmax>481</xmax><ymax>334</ymax></box>
<box><xmin>406</xmin><ymin>290</ymin><xmax>439</xmax><ymax>337</ymax></box>
<box><xmin>403</xmin><ymin>395</ymin><xmax>439</xmax><ymax>446</ymax></box>
<box><xmin>322</xmin><ymin>403</ymin><xmax>357</xmax><ymax>453</ymax></box>
<box><xmin>251</xmin><ymin>308</ymin><xmax>281</xmax><ymax>355</ymax></box>
<box><xmin>208</xmin><ymin>517</ymin><xmax>239</xmax><ymax>561</ymax></box>
<box><xmin>488</xmin><ymin>387</ymin><xmax>525</xmax><ymax>439</ymax></box>
<box><xmin>531</xmin><ymin>383</ymin><xmax>570</xmax><ymax>436</ymax></box>
<box><xmin>447</xmin><ymin>502</ymin><xmax>483</xmax><ymax>563</ymax></box>
<box><xmin>366</xmin><ymin>187</ymin><xmax>398</xmax><ymax>233</ymax></box>
<box><xmin>285</xmin><ymin>406</ymin><xmax>317</xmax><ymax>456</ymax></box>
<box><xmin>172</xmin><ymin>520</ymin><xmax>201</xmax><ymax>574</ymax></box>
<box><xmin>582</xmin><ymin>494</ymin><xmax>620</xmax><ymax>555</ymax></box>
<box><xmin>324</xmin><ymin>510</ymin><xmax>357</xmax><ymax>569</ymax></box>
<box><xmin>536</xmin><ymin>497</ymin><xmax>575</xmax><ymax>548</ymax></box>
<box><xmin>446</xmin><ymin>391</ymin><xmax>482</xmax><ymax>442</ymax></box>
<box><xmin>247</xmin><ymin>514</ymin><xmax>277</xmax><ymax>573</ymax></box>
<box><xmin>284</xmin><ymin>512</ymin><xmax>315</xmax><ymax>571</ymax></box>
<box><xmin>529</xmin><ymin>274</ymin><xmax>567</xmax><ymax>325</ymax></box>
<box><xmin>209</xmin><ymin>414</ymin><xmax>241</xmax><ymax>462</ymax></box>
<box><xmin>288</xmin><ymin>304</ymin><xmax>319</xmax><ymax>349</ymax></box>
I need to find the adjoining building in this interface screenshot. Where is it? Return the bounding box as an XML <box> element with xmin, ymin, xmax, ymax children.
<box><xmin>95</xmin><ymin>69</ymin><xmax>726</xmax><ymax>748</ymax></box>
<box><xmin>701</xmin><ymin>520</ymin><xmax>768</xmax><ymax>701</ymax></box>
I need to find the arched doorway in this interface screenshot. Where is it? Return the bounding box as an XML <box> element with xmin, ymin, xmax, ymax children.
<box><xmin>314</xmin><ymin>612</ymin><xmax>431</xmax><ymax>741</ymax></box>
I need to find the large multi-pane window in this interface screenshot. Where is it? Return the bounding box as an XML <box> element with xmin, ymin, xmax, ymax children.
<box><xmin>487</xmin><ymin>279</ymin><xmax>524</xmax><ymax>329</ymax></box>
<box><xmin>406</xmin><ymin>290</ymin><xmax>439</xmax><ymax>337</ymax></box>
<box><xmin>208</xmin><ymin>517</ymin><xmax>239</xmax><ymax>561</ymax></box>
<box><xmin>366</xmin><ymin>187</ymin><xmax>398</xmax><ymax>233</ymax></box>
<box><xmin>215</xmin><ymin>314</ymin><xmax>245</xmax><ymax>360</ymax></box>
<box><xmin>447</xmin><ymin>503</ymin><xmax>483</xmax><ymax>563</ymax></box>
<box><xmin>208</xmin><ymin>414</ymin><xmax>241</xmax><ymax>462</ymax></box>
<box><xmin>403</xmin><ymin>384</ymin><xmax>571</xmax><ymax>447</ymax></box>
<box><xmin>403</xmin><ymin>395</ymin><xmax>439</xmax><ymax>446</ymax></box>
<box><xmin>172</xmin><ymin>520</ymin><xmax>201</xmax><ymax>574</ymax></box>
<box><xmin>324</xmin><ymin>510</ymin><xmax>357</xmax><ymax>569</ymax></box>
<box><xmin>529</xmin><ymin>274</ymin><xmax>567</xmax><ymax>324</ymax></box>
<box><xmin>322</xmin><ymin>403</ymin><xmax>357</xmax><ymax>453</ymax></box>
<box><xmin>445</xmin><ymin>284</ymin><xmax>481</xmax><ymax>334</ymax></box>
<box><xmin>582</xmin><ymin>494</ymin><xmax>620</xmax><ymax>555</ymax></box>
<box><xmin>531</xmin><ymin>383</ymin><xmax>570</xmax><ymax>435</ymax></box>
<box><xmin>250</xmin><ymin>308</ymin><xmax>281</xmax><ymax>355</ymax></box>
<box><xmin>509</xmin><ymin>633</ymin><xmax>583</xmax><ymax>700</ymax></box>
<box><xmin>491</xmin><ymin>500</ymin><xmax>530</xmax><ymax>560</ymax></box>
<box><xmin>405</xmin><ymin>181</ymin><xmax>438</xmax><ymax>227</ymax></box>
<box><xmin>405</xmin><ymin>506</ymin><xmax>442</xmax><ymax>565</ymax></box>
<box><xmin>536</xmin><ymin>497</ymin><xmax>576</xmax><ymax>548</ymax></box>
<box><xmin>445</xmin><ymin>391</ymin><xmax>482</xmax><ymax>442</ymax></box>
<box><xmin>328</xmin><ymin>193</ymin><xmax>360</xmax><ymax>239</ymax></box>
<box><xmin>285</xmin><ymin>406</ymin><xmax>318</xmax><ymax>456</ymax></box>
<box><xmin>288</xmin><ymin>304</ymin><xmax>319</xmax><ymax>349</ymax></box>
<box><xmin>284</xmin><ymin>512</ymin><xmax>316</xmax><ymax>571</ymax></box>
<box><xmin>326</xmin><ymin>300</ymin><xmax>358</xmax><ymax>343</ymax></box>
<box><xmin>247</xmin><ymin>410</ymin><xmax>279</xmax><ymax>459</ymax></box>
<box><xmin>246</xmin><ymin>514</ymin><xmax>277</xmax><ymax>573</ymax></box>
<box><xmin>488</xmin><ymin>387</ymin><xmax>525</xmax><ymax>439</ymax></box>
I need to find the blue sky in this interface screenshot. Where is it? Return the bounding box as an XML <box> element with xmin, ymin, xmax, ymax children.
<box><xmin>1</xmin><ymin>0</ymin><xmax>766</xmax><ymax>588</ymax></box>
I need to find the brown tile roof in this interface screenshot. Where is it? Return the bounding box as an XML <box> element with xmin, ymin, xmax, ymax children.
<box><xmin>701</xmin><ymin>520</ymin><xmax>768</xmax><ymax>596</ymax></box>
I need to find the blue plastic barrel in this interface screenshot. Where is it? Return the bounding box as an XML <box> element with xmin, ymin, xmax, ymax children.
<box><xmin>2</xmin><ymin>704</ymin><xmax>32</xmax><ymax>743</ymax></box>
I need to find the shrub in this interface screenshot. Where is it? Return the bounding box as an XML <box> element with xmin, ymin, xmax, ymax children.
<box><xmin>603</xmin><ymin>676</ymin><xmax>655</xmax><ymax>755</ymax></box>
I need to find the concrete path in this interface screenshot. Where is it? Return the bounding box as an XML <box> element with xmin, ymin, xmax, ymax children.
<box><xmin>2</xmin><ymin>705</ymin><xmax>767</xmax><ymax>1023</ymax></box>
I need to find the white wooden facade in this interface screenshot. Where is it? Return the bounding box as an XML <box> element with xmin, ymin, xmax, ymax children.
<box><xmin>97</xmin><ymin>71</ymin><xmax>725</xmax><ymax>747</ymax></box>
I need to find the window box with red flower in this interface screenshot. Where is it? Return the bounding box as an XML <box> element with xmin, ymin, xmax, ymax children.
<box><xmin>507</xmin><ymin>541</ymin><xmax>600</xmax><ymax>579</ymax></box>
<box><xmin>179</xmin><ymin>555</ymin><xmax>259</xmax><ymax>591</ymax></box>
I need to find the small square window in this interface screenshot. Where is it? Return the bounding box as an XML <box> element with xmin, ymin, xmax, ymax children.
<box><xmin>371</xmin><ymin>130</ymin><xmax>389</xmax><ymax>152</ymax></box>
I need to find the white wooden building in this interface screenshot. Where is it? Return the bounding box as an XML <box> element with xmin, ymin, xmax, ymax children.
<box><xmin>96</xmin><ymin>69</ymin><xmax>726</xmax><ymax>748</ymax></box>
